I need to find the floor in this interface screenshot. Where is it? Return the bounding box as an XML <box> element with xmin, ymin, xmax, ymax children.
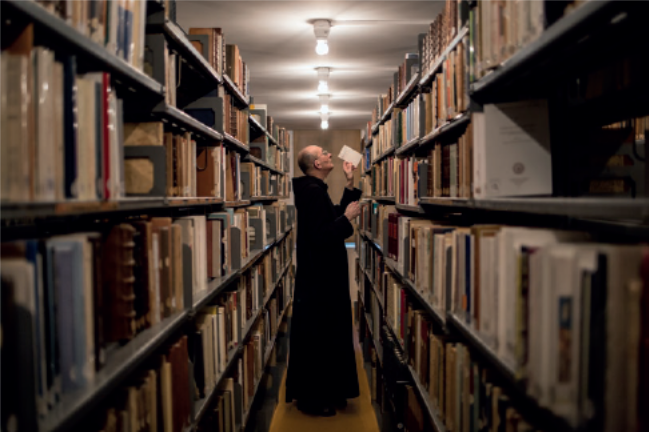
<box><xmin>267</xmin><ymin>311</ymin><xmax>380</xmax><ymax>432</ymax></box>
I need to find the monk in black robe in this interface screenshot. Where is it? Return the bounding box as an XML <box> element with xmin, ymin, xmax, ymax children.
<box><xmin>285</xmin><ymin>145</ymin><xmax>362</xmax><ymax>417</ymax></box>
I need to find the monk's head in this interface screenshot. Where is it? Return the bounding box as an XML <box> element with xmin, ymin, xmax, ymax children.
<box><xmin>297</xmin><ymin>145</ymin><xmax>333</xmax><ymax>178</ymax></box>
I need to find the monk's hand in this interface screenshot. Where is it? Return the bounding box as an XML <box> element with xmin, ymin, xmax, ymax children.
<box><xmin>343</xmin><ymin>161</ymin><xmax>356</xmax><ymax>189</ymax></box>
<box><xmin>344</xmin><ymin>201</ymin><xmax>361</xmax><ymax>221</ymax></box>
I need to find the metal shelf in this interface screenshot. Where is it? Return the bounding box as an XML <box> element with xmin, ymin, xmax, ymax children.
<box><xmin>419</xmin><ymin>196</ymin><xmax>649</xmax><ymax>223</ymax></box>
<box><xmin>359</xmin><ymin>304</ymin><xmax>383</xmax><ymax>368</ymax></box>
<box><xmin>248</xmin><ymin>116</ymin><xmax>279</xmax><ymax>146</ymax></box>
<box><xmin>192</xmin><ymin>270</ymin><xmax>241</xmax><ymax>311</ymax></box>
<box><xmin>418</xmin><ymin>112</ymin><xmax>471</xmax><ymax>149</ymax></box>
<box><xmin>406</xmin><ymin>365</ymin><xmax>447</xmax><ymax>432</ymax></box>
<box><xmin>446</xmin><ymin>314</ymin><xmax>576</xmax><ymax>432</ymax></box>
<box><xmin>395</xmin><ymin>137</ymin><xmax>421</xmax><ymax>156</ymax></box>
<box><xmin>417</xmin><ymin>197</ymin><xmax>472</xmax><ymax>211</ymax></box>
<box><xmin>0</xmin><ymin>197</ymin><xmax>225</xmax><ymax>223</ymax></box>
<box><xmin>2</xmin><ymin>1</ymin><xmax>164</xmax><ymax>98</ymax></box>
<box><xmin>419</xmin><ymin>27</ymin><xmax>469</xmax><ymax>88</ymax></box>
<box><xmin>395</xmin><ymin>73</ymin><xmax>421</xmax><ymax>108</ymax></box>
<box><xmin>474</xmin><ymin>197</ymin><xmax>649</xmax><ymax>222</ymax></box>
<box><xmin>194</xmin><ymin>261</ymin><xmax>293</xmax><ymax>426</ymax></box>
<box><xmin>447</xmin><ymin>314</ymin><xmax>516</xmax><ymax>382</ymax></box>
<box><xmin>222</xmin><ymin>132</ymin><xmax>250</xmax><ymax>153</ymax></box>
<box><xmin>469</xmin><ymin>1</ymin><xmax>631</xmax><ymax>99</ymax></box>
<box><xmin>365</xmin><ymin>196</ymin><xmax>396</xmax><ymax>203</ymax></box>
<box><xmin>374</xmin><ymin>146</ymin><xmax>396</xmax><ymax>164</ymax></box>
<box><xmin>223</xmin><ymin>74</ymin><xmax>250</xmax><ymax>107</ymax></box>
<box><xmin>395</xmin><ymin>204</ymin><xmax>425</xmax><ymax>214</ymax></box>
<box><xmin>250</xmin><ymin>196</ymin><xmax>282</xmax><ymax>202</ymax></box>
<box><xmin>41</xmin><ymin>311</ymin><xmax>189</xmax><ymax>432</ymax></box>
<box><xmin>359</xmin><ymin>231</ymin><xmax>448</xmax><ymax>332</ymax></box>
<box><xmin>244</xmin><ymin>155</ymin><xmax>285</xmax><ymax>176</ymax></box>
<box><xmin>153</xmin><ymin>103</ymin><xmax>223</xmax><ymax>143</ymax></box>
<box><xmin>155</xmin><ymin>20</ymin><xmax>222</xmax><ymax>87</ymax></box>
<box><xmin>166</xmin><ymin>197</ymin><xmax>225</xmax><ymax>207</ymax></box>
<box><xmin>241</xmin><ymin>298</ymin><xmax>292</xmax><ymax>430</ymax></box>
<box><xmin>371</xmin><ymin>102</ymin><xmax>396</xmax><ymax>135</ymax></box>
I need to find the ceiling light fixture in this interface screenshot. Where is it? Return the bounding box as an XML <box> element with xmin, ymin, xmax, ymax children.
<box><xmin>319</xmin><ymin>94</ymin><xmax>331</xmax><ymax>114</ymax></box>
<box><xmin>313</xmin><ymin>20</ymin><xmax>331</xmax><ymax>55</ymax></box>
<box><xmin>320</xmin><ymin>112</ymin><xmax>330</xmax><ymax>130</ymax></box>
<box><xmin>316</xmin><ymin>67</ymin><xmax>330</xmax><ymax>93</ymax></box>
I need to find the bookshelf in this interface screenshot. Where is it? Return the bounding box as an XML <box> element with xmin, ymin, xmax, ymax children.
<box><xmin>1</xmin><ymin>1</ymin><xmax>296</xmax><ymax>431</ymax></box>
<box><xmin>41</xmin><ymin>311</ymin><xmax>189</xmax><ymax>432</ymax></box>
<box><xmin>468</xmin><ymin>1</ymin><xmax>639</xmax><ymax>98</ymax></box>
<box><xmin>248</xmin><ymin>115</ymin><xmax>279</xmax><ymax>147</ymax></box>
<box><xmin>223</xmin><ymin>73</ymin><xmax>250</xmax><ymax>107</ymax></box>
<box><xmin>0</xmin><ymin>1</ymin><xmax>163</xmax><ymax>97</ymax></box>
<box><xmin>357</xmin><ymin>1</ymin><xmax>649</xmax><ymax>432</ymax></box>
<box><xmin>153</xmin><ymin>103</ymin><xmax>225</xmax><ymax>141</ymax></box>
<box><xmin>193</xmin><ymin>258</ymin><xmax>294</xmax><ymax>426</ymax></box>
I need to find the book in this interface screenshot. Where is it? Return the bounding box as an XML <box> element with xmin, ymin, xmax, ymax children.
<box><xmin>338</xmin><ymin>145</ymin><xmax>363</xmax><ymax>167</ymax></box>
<box><xmin>473</xmin><ymin>100</ymin><xmax>552</xmax><ymax>198</ymax></box>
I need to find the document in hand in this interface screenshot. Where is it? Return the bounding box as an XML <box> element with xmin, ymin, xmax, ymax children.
<box><xmin>338</xmin><ymin>145</ymin><xmax>363</xmax><ymax>167</ymax></box>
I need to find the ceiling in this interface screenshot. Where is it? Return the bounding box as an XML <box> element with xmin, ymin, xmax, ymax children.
<box><xmin>176</xmin><ymin>1</ymin><xmax>443</xmax><ymax>131</ymax></box>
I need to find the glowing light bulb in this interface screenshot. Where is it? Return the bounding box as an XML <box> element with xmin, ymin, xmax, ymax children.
<box><xmin>321</xmin><ymin>120</ymin><xmax>329</xmax><ymax>129</ymax></box>
<box><xmin>320</xmin><ymin>104</ymin><xmax>329</xmax><ymax>114</ymax></box>
<box><xmin>315</xmin><ymin>40</ymin><xmax>329</xmax><ymax>55</ymax></box>
<box><xmin>317</xmin><ymin>80</ymin><xmax>328</xmax><ymax>93</ymax></box>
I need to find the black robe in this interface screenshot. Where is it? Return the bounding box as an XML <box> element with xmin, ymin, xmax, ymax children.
<box><xmin>285</xmin><ymin>175</ymin><xmax>362</xmax><ymax>404</ymax></box>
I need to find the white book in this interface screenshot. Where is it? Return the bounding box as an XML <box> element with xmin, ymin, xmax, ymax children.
<box><xmin>2</xmin><ymin>54</ymin><xmax>31</xmax><ymax>202</ymax></box>
<box><xmin>76</xmin><ymin>77</ymin><xmax>97</xmax><ymax>201</ymax></box>
<box><xmin>496</xmin><ymin>228</ymin><xmax>588</xmax><ymax>369</ymax></box>
<box><xmin>52</xmin><ymin>61</ymin><xmax>65</xmax><ymax>201</ymax></box>
<box><xmin>472</xmin><ymin>113</ymin><xmax>486</xmax><ymax>199</ymax></box>
<box><xmin>478</xmin><ymin>100</ymin><xmax>552</xmax><ymax>198</ymax></box>
<box><xmin>34</xmin><ymin>48</ymin><xmax>57</xmax><ymax>202</ymax></box>
<box><xmin>338</xmin><ymin>145</ymin><xmax>363</xmax><ymax>167</ymax></box>
<box><xmin>218</xmin><ymin>307</ymin><xmax>227</xmax><ymax>373</ymax></box>
<box><xmin>546</xmin><ymin>245</ymin><xmax>580</xmax><ymax>422</ymax></box>
<box><xmin>479</xmin><ymin>236</ymin><xmax>496</xmax><ymax>346</ymax></box>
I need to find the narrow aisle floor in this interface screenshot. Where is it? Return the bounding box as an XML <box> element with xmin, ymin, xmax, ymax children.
<box><xmin>268</xmin><ymin>320</ymin><xmax>380</xmax><ymax>432</ymax></box>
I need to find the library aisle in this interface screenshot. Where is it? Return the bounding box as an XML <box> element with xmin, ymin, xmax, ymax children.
<box><xmin>268</xmin><ymin>316</ymin><xmax>380</xmax><ymax>432</ymax></box>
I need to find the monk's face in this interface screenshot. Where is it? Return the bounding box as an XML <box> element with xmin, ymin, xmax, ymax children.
<box><xmin>314</xmin><ymin>147</ymin><xmax>334</xmax><ymax>174</ymax></box>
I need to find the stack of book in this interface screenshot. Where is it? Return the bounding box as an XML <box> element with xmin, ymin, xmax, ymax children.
<box><xmin>361</xmin><ymin>205</ymin><xmax>649</xmax><ymax>430</ymax></box>
<box><xmin>1</xmin><ymin>38</ymin><xmax>125</xmax><ymax>202</ymax></box>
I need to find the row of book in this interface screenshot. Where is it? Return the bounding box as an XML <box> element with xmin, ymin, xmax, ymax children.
<box><xmin>0</xmin><ymin>39</ymin><xmax>290</xmax><ymax>204</ymax></box>
<box><xmin>1</xmin><ymin>42</ymin><xmax>126</xmax><ymax>202</ymax></box>
<box><xmin>367</xmin><ymin>34</ymin><xmax>470</xmax><ymax>164</ymax></box>
<box><xmin>92</xmin><ymin>336</ymin><xmax>192</xmax><ymax>432</ymax></box>
<box><xmin>52</xmin><ymin>257</ymin><xmax>293</xmax><ymax>432</ymax></box>
<box><xmin>470</xmin><ymin>1</ymin><xmax>544</xmax><ymax>82</ymax></box>
<box><xmin>37</xmin><ymin>0</ymin><xmax>148</xmax><ymax>71</ymax></box>
<box><xmin>358</xmin><ymin>209</ymin><xmax>649</xmax><ymax>430</ymax></box>
<box><xmin>196</xmin><ymin>295</ymin><xmax>292</xmax><ymax>432</ymax></box>
<box><xmin>360</xmin><ymin>284</ymin><xmax>539</xmax><ymax>432</ymax></box>
<box><xmin>365</xmin><ymin>113</ymin><xmax>648</xmax><ymax>202</ymax></box>
<box><xmin>188</xmin><ymin>27</ymin><xmax>250</xmax><ymax>97</ymax></box>
<box><xmin>250</xmin><ymin>103</ymin><xmax>292</xmax><ymax>149</ymax></box>
<box><xmin>420</xmin><ymin>0</ymin><xmax>468</xmax><ymax>79</ymax></box>
<box><xmin>0</xmin><ymin>206</ymin><xmax>294</xmax><ymax>423</ymax></box>
<box><xmin>191</xmin><ymin>241</ymin><xmax>294</xmax><ymax>404</ymax></box>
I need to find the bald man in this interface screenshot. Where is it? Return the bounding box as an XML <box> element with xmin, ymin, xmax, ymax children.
<box><xmin>285</xmin><ymin>145</ymin><xmax>362</xmax><ymax>416</ymax></box>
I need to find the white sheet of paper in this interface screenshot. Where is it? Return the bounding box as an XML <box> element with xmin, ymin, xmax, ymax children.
<box><xmin>338</xmin><ymin>145</ymin><xmax>363</xmax><ymax>167</ymax></box>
